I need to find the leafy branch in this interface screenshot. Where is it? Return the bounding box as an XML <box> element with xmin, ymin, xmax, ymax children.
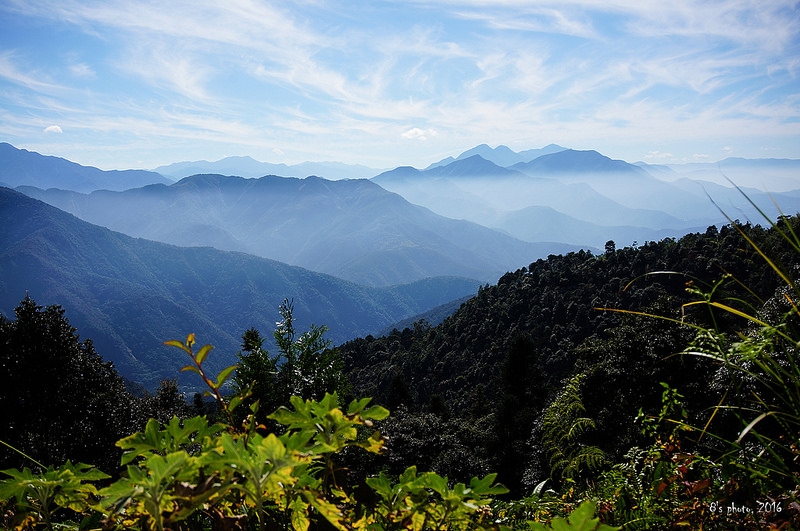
<box><xmin>164</xmin><ymin>333</ymin><xmax>242</xmax><ymax>428</ymax></box>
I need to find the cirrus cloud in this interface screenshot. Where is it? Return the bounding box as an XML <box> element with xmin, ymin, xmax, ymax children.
<box><xmin>0</xmin><ymin>0</ymin><xmax>797</xmax><ymax>169</ymax></box>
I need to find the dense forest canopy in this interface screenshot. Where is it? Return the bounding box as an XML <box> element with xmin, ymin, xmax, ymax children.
<box><xmin>340</xmin><ymin>216</ymin><xmax>800</xmax><ymax>497</ymax></box>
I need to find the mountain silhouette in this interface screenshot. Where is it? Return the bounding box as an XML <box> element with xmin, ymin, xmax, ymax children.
<box><xmin>511</xmin><ymin>149</ymin><xmax>649</xmax><ymax>175</ymax></box>
<box><xmin>0</xmin><ymin>142</ymin><xmax>171</xmax><ymax>192</ymax></box>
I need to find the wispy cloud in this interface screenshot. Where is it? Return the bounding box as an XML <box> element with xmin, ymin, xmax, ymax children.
<box><xmin>0</xmin><ymin>51</ymin><xmax>72</xmax><ymax>94</ymax></box>
<box><xmin>119</xmin><ymin>43</ymin><xmax>215</xmax><ymax>101</ymax></box>
<box><xmin>0</xmin><ymin>0</ymin><xmax>797</xmax><ymax>168</ymax></box>
<box><xmin>450</xmin><ymin>6</ymin><xmax>598</xmax><ymax>38</ymax></box>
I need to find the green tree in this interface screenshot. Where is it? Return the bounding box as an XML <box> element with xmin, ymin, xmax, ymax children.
<box><xmin>386</xmin><ymin>373</ymin><xmax>414</xmax><ymax>411</ymax></box>
<box><xmin>232</xmin><ymin>299</ymin><xmax>352</xmax><ymax>427</ymax></box>
<box><xmin>232</xmin><ymin>327</ymin><xmax>281</xmax><ymax>426</ymax></box>
<box><xmin>492</xmin><ymin>334</ymin><xmax>547</xmax><ymax>496</ymax></box>
<box><xmin>139</xmin><ymin>379</ymin><xmax>192</xmax><ymax>425</ymax></box>
<box><xmin>0</xmin><ymin>296</ymin><xmax>137</xmax><ymax>472</ymax></box>
<box><xmin>274</xmin><ymin>298</ymin><xmax>352</xmax><ymax>402</ymax></box>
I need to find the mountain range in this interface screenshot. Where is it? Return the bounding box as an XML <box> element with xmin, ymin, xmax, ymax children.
<box><xmin>17</xmin><ymin>173</ymin><xmax>576</xmax><ymax>286</ymax></box>
<box><xmin>654</xmin><ymin>157</ymin><xmax>800</xmax><ymax>192</ymax></box>
<box><xmin>0</xmin><ymin>142</ymin><xmax>171</xmax><ymax>192</ymax></box>
<box><xmin>0</xmin><ymin>187</ymin><xmax>482</xmax><ymax>389</ymax></box>
<box><xmin>154</xmin><ymin>156</ymin><xmax>380</xmax><ymax>181</ymax></box>
<box><xmin>8</xmin><ymin>139</ymin><xmax>800</xmax><ymax>278</ymax></box>
<box><xmin>7</xmin><ymin>139</ymin><xmax>800</xmax><ymax>260</ymax></box>
<box><xmin>3</xmin><ymin>141</ymin><xmax>799</xmax><ymax>390</ymax></box>
<box><xmin>374</xmin><ymin>149</ymin><xmax>800</xmax><ymax>248</ymax></box>
<box><xmin>425</xmin><ymin>143</ymin><xmax>567</xmax><ymax>169</ymax></box>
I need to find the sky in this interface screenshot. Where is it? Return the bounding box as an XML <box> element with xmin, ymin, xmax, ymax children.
<box><xmin>0</xmin><ymin>0</ymin><xmax>799</xmax><ymax>171</ymax></box>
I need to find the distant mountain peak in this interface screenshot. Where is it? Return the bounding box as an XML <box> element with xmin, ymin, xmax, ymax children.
<box><xmin>514</xmin><ymin>149</ymin><xmax>648</xmax><ymax>176</ymax></box>
<box><xmin>0</xmin><ymin>142</ymin><xmax>171</xmax><ymax>192</ymax></box>
<box><xmin>154</xmin><ymin>155</ymin><xmax>379</xmax><ymax>181</ymax></box>
<box><xmin>428</xmin><ymin>155</ymin><xmax>518</xmax><ymax>177</ymax></box>
<box><xmin>374</xmin><ymin>155</ymin><xmax>523</xmax><ymax>184</ymax></box>
<box><xmin>427</xmin><ymin>143</ymin><xmax>568</xmax><ymax>169</ymax></box>
<box><xmin>221</xmin><ymin>155</ymin><xmax>259</xmax><ymax>162</ymax></box>
<box><xmin>371</xmin><ymin>166</ymin><xmax>424</xmax><ymax>183</ymax></box>
<box><xmin>173</xmin><ymin>173</ymin><xmax>249</xmax><ymax>187</ymax></box>
<box><xmin>456</xmin><ymin>144</ymin><xmax>520</xmax><ymax>162</ymax></box>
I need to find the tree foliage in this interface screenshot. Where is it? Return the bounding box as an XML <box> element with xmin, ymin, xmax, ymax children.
<box><xmin>0</xmin><ymin>297</ymin><xmax>200</xmax><ymax>474</ymax></box>
<box><xmin>541</xmin><ymin>374</ymin><xmax>606</xmax><ymax>482</ymax></box>
<box><xmin>341</xmin><ymin>213</ymin><xmax>800</xmax><ymax>528</ymax></box>
<box><xmin>232</xmin><ymin>298</ymin><xmax>352</xmax><ymax>428</ymax></box>
<box><xmin>0</xmin><ymin>296</ymin><xmax>137</xmax><ymax>472</ymax></box>
<box><xmin>0</xmin><ymin>331</ymin><xmax>522</xmax><ymax>531</ymax></box>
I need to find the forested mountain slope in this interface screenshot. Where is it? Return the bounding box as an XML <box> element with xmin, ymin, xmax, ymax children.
<box><xmin>340</xmin><ymin>214</ymin><xmax>800</xmax><ymax>494</ymax></box>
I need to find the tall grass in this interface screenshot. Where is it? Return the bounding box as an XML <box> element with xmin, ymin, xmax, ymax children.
<box><xmin>600</xmin><ymin>190</ymin><xmax>800</xmax><ymax>496</ymax></box>
<box><xmin>680</xmin><ymin>194</ymin><xmax>800</xmax><ymax>493</ymax></box>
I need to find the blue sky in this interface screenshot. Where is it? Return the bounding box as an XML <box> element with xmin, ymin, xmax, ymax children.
<box><xmin>1</xmin><ymin>0</ymin><xmax>798</xmax><ymax>170</ymax></box>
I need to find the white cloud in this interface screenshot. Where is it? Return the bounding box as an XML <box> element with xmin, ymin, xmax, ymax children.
<box><xmin>427</xmin><ymin>0</ymin><xmax>799</xmax><ymax>51</ymax></box>
<box><xmin>402</xmin><ymin>127</ymin><xmax>437</xmax><ymax>140</ymax></box>
<box><xmin>451</xmin><ymin>5</ymin><xmax>597</xmax><ymax>38</ymax></box>
<box><xmin>44</xmin><ymin>125</ymin><xmax>62</xmax><ymax>133</ymax></box>
<box><xmin>644</xmin><ymin>150</ymin><xmax>673</xmax><ymax>160</ymax></box>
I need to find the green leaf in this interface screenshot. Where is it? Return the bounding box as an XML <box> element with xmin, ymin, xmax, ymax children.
<box><xmin>164</xmin><ymin>339</ymin><xmax>190</xmax><ymax>353</ymax></box>
<box><xmin>347</xmin><ymin>397</ymin><xmax>372</xmax><ymax>415</ymax></box>
<box><xmin>362</xmin><ymin>404</ymin><xmax>390</xmax><ymax>421</ymax></box>
<box><xmin>422</xmin><ymin>473</ymin><xmax>448</xmax><ymax>496</ymax></box>
<box><xmin>228</xmin><ymin>393</ymin><xmax>245</xmax><ymax>413</ymax></box>
<box><xmin>195</xmin><ymin>344</ymin><xmax>214</xmax><ymax>365</ymax></box>
<box><xmin>181</xmin><ymin>364</ymin><xmax>202</xmax><ymax>376</ymax></box>
<box><xmin>365</xmin><ymin>472</ymin><xmax>393</xmax><ymax>497</ymax></box>
<box><xmin>290</xmin><ymin>497</ymin><xmax>311</xmax><ymax>531</ymax></box>
<box><xmin>530</xmin><ymin>500</ymin><xmax>621</xmax><ymax>531</ymax></box>
<box><xmin>356</xmin><ymin>431</ymin><xmax>386</xmax><ymax>454</ymax></box>
<box><xmin>469</xmin><ymin>473</ymin><xmax>509</xmax><ymax>496</ymax></box>
<box><xmin>145</xmin><ymin>451</ymin><xmax>192</xmax><ymax>484</ymax></box>
<box><xmin>215</xmin><ymin>364</ymin><xmax>237</xmax><ymax>388</ymax></box>
<box><xmin>260</xmin><ymin>433</ymin><xmax>287</xmax><ymax>462</ymax></box>
<box><xmin>302</xmin><ymin>490</ymin><xmax>348</xmax><ymax>531</ymax></box>
<box><xmin>117</xmin><ymin>415</ymin><xmax>220</xmax><ymax>465</ymax></box>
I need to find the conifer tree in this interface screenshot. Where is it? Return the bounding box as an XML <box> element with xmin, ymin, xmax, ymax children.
<box><xmin>0</xmin><ymin>296</ymin><xmax>137</xmax><ymax>472</ymax></box>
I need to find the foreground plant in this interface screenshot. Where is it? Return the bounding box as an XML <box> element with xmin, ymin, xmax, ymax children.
<box><xmin>94</xmin><ymin>333</ymin><xmax>393</xmax><ymax>531</ymax></box>
<box><xmin>675</xmin><ymin>208</ymin><xmax>800</xmax><ymax>497</ymax></box>
<box><xmin>0</xmin><ymin>461</ymin><xmax>109</xmax><ymax>531</ymax></box>
<box><xmin>1</xmin><ymin>330</ymin><xmax>519</xmax><ymax>530</ymax></box>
